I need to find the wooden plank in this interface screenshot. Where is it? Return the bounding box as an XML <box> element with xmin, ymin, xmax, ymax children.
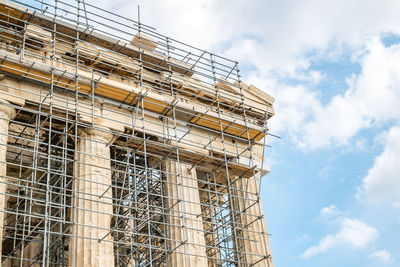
<box><xmin>0</xmin><ymin>46</ymin><xmax>265</xmax><ymax>141</ymax></box>
<box><xmin>190</xmin><ymin>113</ymin><xmax>265</xmax><ymax>141</ymax></box>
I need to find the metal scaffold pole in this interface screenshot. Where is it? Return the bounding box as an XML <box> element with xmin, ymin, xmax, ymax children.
<box><xmin>0</xmin><ymin>0</ymin><xmax>275</xmax><ymax>266</ymax></box>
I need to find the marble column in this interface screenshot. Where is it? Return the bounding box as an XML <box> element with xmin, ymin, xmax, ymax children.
<box><xmin>199</xmin><ymin>190</ymin><xmax>221</xmax><ymax>267</ymax></box>
<box><xmin>234</xmin><ymin>175</ymin><xmax>273</xmax><ymax>267</ymax></box>
<box><xmin>0</xmin><ymin>99</ymin><xmax>16</xmax><ymax>263</ymax></box>
<box><xmin>69</xmin><ymin>127</ymin><xmax>115</xmax><ymax>267</ymax></box>
<box><xmin>165</xmin><ymin>161</ymin><xmax>208</xmax><ymax>266</ymax></box>
<box><xmin>22</xmin><ymin>236</ymin><xmax>41</xmax><ymax>267</ymax></box>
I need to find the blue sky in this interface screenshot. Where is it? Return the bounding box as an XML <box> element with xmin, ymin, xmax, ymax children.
<box><xmin>36</xmin><ymin>0</ymin><xmax>400</xmax><ymax>265</ymax></box>
<box><xmin>96</xmin><ymin>0</ymin><xmax>400</xmax><ymax>266</ymax></box>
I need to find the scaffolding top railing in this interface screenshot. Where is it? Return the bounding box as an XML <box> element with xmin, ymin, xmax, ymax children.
<box><xmin>6</xmin><ymin>0</ymin><xmax>241</xmax><ymax>81</ymax></box>
<box><xmin>0</xmin><ymin>0</ymin><xmax>274</xmax><ymax>142</ymax></box>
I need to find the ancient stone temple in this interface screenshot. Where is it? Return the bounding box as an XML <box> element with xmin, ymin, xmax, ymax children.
<box><xmin>0</xmin><ymin>0</ymin><xmax>274</xmax><ymax>266</ymax></box>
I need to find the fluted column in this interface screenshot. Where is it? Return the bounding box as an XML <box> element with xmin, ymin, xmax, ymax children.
<box><xmin>165</xmin><ymin>161</ymin><xmax>208</xmax><ymax>266</ymax></box>
<box><xmin>199</xmin><ymin>190</ymin><xmax>221</xmax><ymax>267</ymax></box>
<box><xmin>69</xmin><ymin>127</ymin><xmax>115</xmax><ymax>267</ymax></box>
<box><xmin>0</xmin><ymin>99</ymin><xmax>16</xmax><ymax>263</ymax></box>
<box><xmin>234</xmin><ymin>175</ymin><xmax>273</xmax><ymax>267</ymax></box>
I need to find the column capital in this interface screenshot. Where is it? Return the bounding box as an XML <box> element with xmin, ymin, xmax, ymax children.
<box><xmin>78</xmin><ymin>126</ymin><xmax>113</xmax><ymax>143</ymax></box>
<box><xmin>0</xmin><ymin>99</ymin><xmax>16</xmax><ymax>120</ymax></box>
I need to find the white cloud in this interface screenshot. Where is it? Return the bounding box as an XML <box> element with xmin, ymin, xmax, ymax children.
<box><xmin>301</xmin><ymin>218</ymin><xmax>378</xmax><ymax>259</ymax></box>
<box><xmin>319</xmin><ymin>205</ymin><xmax>340</xmax><ymax>219</ymax></box>
<box><xmin>369</xmin><ymin>250</ymin><xmax>393</xmax><ymax>264</ymax></box>
<box><xmin>296</xmin><ymin>234</ymin><xmax>310</xmax><ymax>243</ymax></box>
<box><xmin>298</xmin><ymin>39</ymin><xmax>400</xmax><ymax>149</ymax></box>
<box><xmin>355</xmin><ymin>137</ymin><xmax>367</xmax><ymax>150</ymax></box>
<box><xmin>357</xmin><ymin>127</ymin><xmax>400</xmax><ymax>205</ymax></box>
<box><xmin>268</xmin><ymin>84</ymin><xmax>321</xmax><ymax>137</ymax></box>
<box><xmin>245</xmin><ymin>38</ymin><xmax>400</xmax><ymax>149</ymax></box>
<box><xmin>220</xmin><ymin>0</ymin><xmax>400</xmax><ymax>76</ymax></box>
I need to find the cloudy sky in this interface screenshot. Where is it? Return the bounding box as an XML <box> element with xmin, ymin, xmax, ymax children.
<box><xmin>80</xmin><ymin>0</ymin><xmax>400</xmax><ymax>266</ymax></box>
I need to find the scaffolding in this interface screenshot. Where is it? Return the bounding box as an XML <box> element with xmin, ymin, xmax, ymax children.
<box><xmin>0</xmin><ymin>0</ymin><xmax>275</xmax><ymax>266</ymax></box>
